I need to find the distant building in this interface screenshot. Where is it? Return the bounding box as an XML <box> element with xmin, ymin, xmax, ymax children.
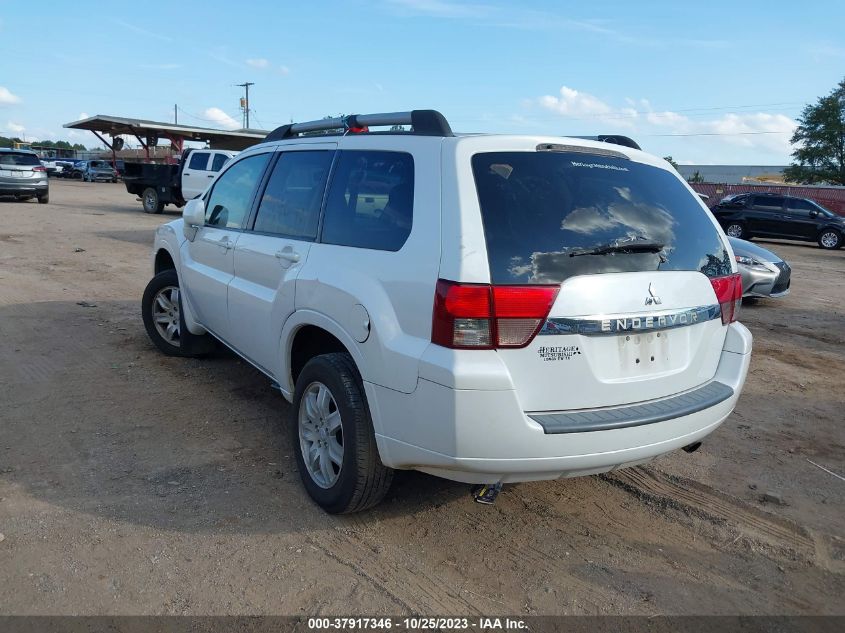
<box><xmin>677</xmin><ymin>165</ymin><xmax>788</xmax><ymax>184</ymax></box>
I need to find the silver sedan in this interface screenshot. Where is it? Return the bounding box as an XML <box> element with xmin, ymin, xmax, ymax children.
<box><xmin>728</xmin><ymin>237</ymin><xmax>791</xmax><ymax>298</ymax></box>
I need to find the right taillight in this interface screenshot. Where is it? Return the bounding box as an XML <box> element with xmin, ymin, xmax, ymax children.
<box><xmin>710</xmin><ymin>273</ymin><xmax>743</xmax><ymax>325</ymax></box>
<box><xmin>432</xmin><ymin>279</ymin><xmax>559</xmax><ymax>349</ymax></box>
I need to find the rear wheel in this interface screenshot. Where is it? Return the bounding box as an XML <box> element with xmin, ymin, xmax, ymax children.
<box><xmin>291</xmin><ymin>353</ymin><xmax>393</xmax><ymax>514</ymax></box>
<box><xmin>37</xmin><ymin>193</ymin><xmax>49</xmax><ymax>204</ymax></box>
<box><xmin>142</xmin><ymin>187</ymin><xmax>164</xmax><ymax>214</ymax></box>
<box><xmin>141</xmin><ymin>269</ymin><xmax>214</xmax><ymax>357</ymax></box>
<box><xmin>818</xmin><ymin>229</ymin><xmax>842</xmax><ymax>250</ymax></box>
<box><xmin>724</xmin><ymin>222</ymin><xmax>747</xmax><ymax>239</ymax></box>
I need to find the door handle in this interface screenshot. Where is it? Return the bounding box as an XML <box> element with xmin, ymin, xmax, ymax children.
<box><xmin>201</xmin><ymin>235</ymin><xmax>234</xmax><ymax>250</ymax></box>
<box><xmin>275</xmin><ymin>249</ymin><xmax>300</xmax><ymax>263</ymax></box>
<box><xmin>207</xmin><ymin>174</ymin><xmax>214</xmax><ymax>178</ymax></box>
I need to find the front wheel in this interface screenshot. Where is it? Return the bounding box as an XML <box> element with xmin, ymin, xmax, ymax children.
<box><xmin>142</xmin><ymin>187</ymin><xmax>164</xmax><ymax>214</ymax></box>
<box><xmin>141</xmin><ymin>269</ymin><xmax>214</xmax><ymax>357</ymax></box>
<box><xmin>724</xmin><ymin>222</ymin><xmax>747</xmax><ymax>239</ymax></box>
<box><xmin>291</xmin><ymin>353</ymin><xmax>393</xmax><ymax>514</ymax></box>
<box><xmin>818</xmin><ymin>229</ymin><xmax>842</xmax><ymax>250</ymax></box>
<box><xmin>37</xmin><ymin>193</ymin><xmax>49</xmax><ymax>204</ymax></box>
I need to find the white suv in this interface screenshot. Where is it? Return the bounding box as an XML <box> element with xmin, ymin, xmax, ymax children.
<box><xmin>142</xmin><ymin>110</ymin><xmax>752</xmax><ymax>513</ymax></box>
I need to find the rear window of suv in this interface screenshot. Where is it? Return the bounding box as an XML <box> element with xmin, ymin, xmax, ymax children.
<box><xmin>0</xmin><ymin>152</ymin><xmax>41</xmax><ymax>166</ymax></box>
<box><xmin>472</xmin><ymin>151</ymin><xmax>731</xmax><ymax>284</ymax></box>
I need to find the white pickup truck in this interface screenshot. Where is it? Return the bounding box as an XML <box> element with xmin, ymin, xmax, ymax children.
<box><xmin>123</xmin><ymin>148</ymin><xmax>237</xmax><ymax>213</ymax></box>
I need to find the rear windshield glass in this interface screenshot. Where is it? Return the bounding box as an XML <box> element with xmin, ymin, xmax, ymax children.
<box><xmin>472</xmin><ymin>151</ymin><xmax>731</xmax><ymax>284</ymax></box>
<box><xmin>0</xmin><ymin>152</ymin><xmax>41</xmax><ymax>166</ymax></box>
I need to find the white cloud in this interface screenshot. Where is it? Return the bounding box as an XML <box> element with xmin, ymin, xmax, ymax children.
<box><xmin>203</xmin><ymin>107</ymin><xmax>240</xmax><ymax>130</ymax></box>
<box><xmin>246</xmin><ymin>58</ymin><xmax>270</xmax><ymax>69</ymax></box>
<box><xmin>538</xmin><ymin>86</ymin><xmax>635</xmax><ymax>128</ymax></box>
<box><xmin>531</xmin><ymin>85</ymin><xmax>798</xmax><ymax>161</ymax></box>
<box><xmin>6</xmin><ymin>121</ymin><xmax>25</xmax><ymax>135</ymax></box>
<box><xmin>0</xmin><ymin>86</ymin><xmax>21</xmax><ymax>105</ymax></box>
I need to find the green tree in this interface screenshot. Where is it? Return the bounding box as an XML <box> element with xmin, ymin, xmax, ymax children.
<box><xmin>663</xmin><ymin>156</ymin><xmax>680</xmax><ymax>170</ymax></box>
<box><xmin>783</xmin><ymin>77</ymin><xmax>845</xmax><ymax>185</ymax></box>
<box><xmin>689</xmin><ymin>170</ymin><xmax>704</xmax><ymax>183</ymax></box>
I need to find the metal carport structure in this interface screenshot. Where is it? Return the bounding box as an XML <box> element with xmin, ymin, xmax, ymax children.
<box><xmin>63</xmin><ymin>115</ymin><xmax>268</xmax><ymax>164</ymax></box>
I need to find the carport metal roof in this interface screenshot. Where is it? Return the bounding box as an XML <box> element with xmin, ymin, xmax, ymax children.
<box><xmin>64</xmin><ymin>115</ymin><xmax>268</xmax><ymax>153</ymax></box>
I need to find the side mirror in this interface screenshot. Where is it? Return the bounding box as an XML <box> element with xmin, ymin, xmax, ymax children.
<box><xmin>182</xmin><ymin>198</ymin><xmax>205</xmax><ymax>241</ymax></box>
<box><xmin>809</xmin><ymin>209</ymin><xmax>819</xmax><ymax>218</ymax></box>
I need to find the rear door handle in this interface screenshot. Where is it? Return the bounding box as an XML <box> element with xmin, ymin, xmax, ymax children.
<box><xmin>275</xmin><ymin>249</ymin><xmax>300</xmax><ymax>263</ymax></box>
<box><xmin>207</xmin><ymin>174</ymin><xmax>214</xmax><ymax>178</ymax></box>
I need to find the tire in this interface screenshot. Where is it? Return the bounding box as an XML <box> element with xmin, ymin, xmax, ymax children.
<box><xmin>141</xmin><ymin>269</ymin><xmax>214</xmax><ymax>357</ymax></box>
<box><xmin>37</xmin><ymin>193</ymin><xmax>49</xmax><ymax>204</ymax></box>
<box><xmin>142</xmin><ymin>187</ymin><xmax>164</xmax><ymax>214</ymax></box>
<box><xmin>818</xmin><ymin>229</ymin><xmax>842</xmax><ymax>250</ymax></box>
<box><xmin>291</xmin><ymin>353</ymin><xmax>393</xmax><ymax>514</ymax></box>
<box><xmin>724</xmin><ymin>222</ymin><xmax>747</xmax><ymax>239</ymax></box>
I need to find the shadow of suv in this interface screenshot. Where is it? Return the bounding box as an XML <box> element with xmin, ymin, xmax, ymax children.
<box><xmin>712</xmin><ymin>193</ymin><xmax>845</xmax><ymax>249</ymax></box>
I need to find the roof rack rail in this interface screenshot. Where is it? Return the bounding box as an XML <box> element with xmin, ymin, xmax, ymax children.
<box><xmin>265</xmin><ymin>109</ymin><xmax>453</xmax><ymax>142</ymax></box>
<box><xmin>572</xmin><ymin>135</ymin><xmax>641</xmax><ymax>151</ymax></box>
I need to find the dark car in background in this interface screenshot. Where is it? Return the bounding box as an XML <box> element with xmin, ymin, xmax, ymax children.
<box><xmin>0</xmin><ymin>148</ymin><xmax>49</xmax><ymax>203</ymax></box>
<box><xmin>712</xmin><ymin>193</ymin><xmax>845</xmax><ymax>250</ymax></box>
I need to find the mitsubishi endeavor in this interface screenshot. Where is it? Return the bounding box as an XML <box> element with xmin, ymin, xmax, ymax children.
<box><xmin>141</xmin><ymin>110</ymin><xmax>752</xmax><ymax>513</ymax></box>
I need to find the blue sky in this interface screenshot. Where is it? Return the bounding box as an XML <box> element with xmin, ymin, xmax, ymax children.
<box><xmin>1</xmin><ymin>0</ymin><xmax>843</xmax><ymax>164</ymax></box>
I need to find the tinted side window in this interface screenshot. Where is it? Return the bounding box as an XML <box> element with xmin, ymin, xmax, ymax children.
<box><xmin>321</xmin><ymin>151</ymin><xmax>414</xmax><ymax>251</ymax></box>
<box><xmin>752</xmin><ymin>195</ymin><xmax>784</xmax><ymax>210</ymax></box>
<box><xmin>786</xmin><ymin>198</ymin><xmax>812</xmax><ymax>212</ymax></box>
<box><xmin>188</xmin><ymin>152</ymin><xmax>209</xmax><ymax>171</ymax></box>
<box><xmin>211</xmin><ymin>153</ymin><xmax>229</xmax><ymax>172</ymax></box>
<box><xmin>253</xmin><ymin>151</ymin><xmax>333</xmax><ymax>239</ymax></box>
<box><xmin>205</xmin><ymin>153</ymin><xmax>270</xmax><ymax>229</ymax></box>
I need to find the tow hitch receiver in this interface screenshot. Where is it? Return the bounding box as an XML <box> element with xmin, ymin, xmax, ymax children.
<box><xmin>471</xmin><ymin>483</ymin><xmax>503</xmax><ymax>505</ymax></box>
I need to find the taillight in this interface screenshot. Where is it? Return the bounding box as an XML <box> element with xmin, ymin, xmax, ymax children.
<box><xmin>710</xmin><ymin>273</ymin><xmax>742</xmax><ymax>325</ymax></box>
<box><xmin>432</xmin><ymin>280</ymin><xmax>559</xmax><ymax>349</ymax></box>
<box><xmin>33</xmin><ymin>166</ymin><xmax>46</xmax><ymax>172</ymax></box>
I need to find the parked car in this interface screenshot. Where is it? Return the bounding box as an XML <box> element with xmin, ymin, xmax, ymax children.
<box><xmin>728</xmin><ymin>237</ymin><xmax>790</xmax><ymax>298</ymax></box>
<box><xmin>0</xmin><ymin>148</ymin><xmax>49</xmax><ymax>203</ymax></box>
<box><xmin>141</xmin><ymin>110</ymin><xmax>751</xmax><ymax>513</ymax></box>
<box><xmin>82</xmin><ymin>160</ymin><xmax>118</xmax><ymax>183</ymax></box>
<box><xmin>712</xmin><ymin>193</ymin><xmax>845</xmax><ymax>250</ymax></box>
<box><xmin>124</xmin><ymin>148</ymin><xmax>236</xmax><ymax>213</ymax></box>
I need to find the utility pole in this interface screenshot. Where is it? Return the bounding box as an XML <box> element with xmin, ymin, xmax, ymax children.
<box><xmin>174</xmin><ymin>104</ymin><xmax>178</xmax><ymax>125</ymax></box>
<box><xmin>237</xmin><ymin>82</ymin><xmax>255</xmax><ymax>128</ymax></box>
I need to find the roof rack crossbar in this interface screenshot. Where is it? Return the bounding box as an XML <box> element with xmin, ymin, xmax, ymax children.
<box><xmin>264</xmin><ymin>109</ymin><xmax>452</xmax><ymax>142</ymax></box>
<box><xmin>572</xmin><ymin>135</ymin><xmax>641</xmax><ymax>151</ymax></box>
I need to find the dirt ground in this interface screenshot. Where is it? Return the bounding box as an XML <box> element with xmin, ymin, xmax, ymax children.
<box><xmin>0</xmin><ymin>179</ymin><xmax>843</xmax><ymax>615</ymax></box>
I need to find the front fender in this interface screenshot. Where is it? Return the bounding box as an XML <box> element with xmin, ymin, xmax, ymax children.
<box><xmin>152</xmin><ymin>220</ymin><xmax>206</xmax><ymax>336</ymax></box>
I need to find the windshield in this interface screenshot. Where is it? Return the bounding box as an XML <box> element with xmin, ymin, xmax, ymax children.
<box><xmin>0</xmin><ymin>152</ymin><xmax>41</xmax><ymax>166</ymax></box>
<box><xmin>472</xmin><ymin>151</ymin><xmax>731</xmax><ymax>285</ymax></box>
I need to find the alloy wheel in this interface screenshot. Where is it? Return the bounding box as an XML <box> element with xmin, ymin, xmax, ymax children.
<box><xmin>298</xmin><ymin>381</ymin><xmax>344</xmax><ymax>489</ymax></box>
<box><xmin>151</xmin><ymin>285</ymin><xmax>180</xmax><ymax>347</ymax></box>
<box><xmin>726</xmin><ymin>224</ymin><xmax>744</xmax><ymax>238</ymax></box>
<box><xmin>820</xmin><ymin>231</ymin><xmax>839</xmax><ymax>248</ymax></box>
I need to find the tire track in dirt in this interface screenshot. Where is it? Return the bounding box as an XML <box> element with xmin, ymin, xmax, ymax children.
<box><xmin>604</xmin><ymin>467</ymin><xmax>816</xmax><ymax>561</ymax></box>
<box><xmin>304</xmin><ymin>527</ymin><xmax>477</xmax><ymax>614</ymax></box>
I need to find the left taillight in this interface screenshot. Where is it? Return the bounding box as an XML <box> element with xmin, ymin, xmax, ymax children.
<box><xmin>432</xmin><ymin>279</ymin><xmax>559</xmax><ymax>349</ymax></box>
<box><xmin>710</xmin><ymin>273</ymin><xmax>743</xmax><ymax>325</ymax></box>
<box><xmin>33</xmin><ymin>166</ymin><xmax>46</xmax><ymax>172</ymax></box>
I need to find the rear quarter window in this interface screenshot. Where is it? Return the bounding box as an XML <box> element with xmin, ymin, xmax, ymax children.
<box><xmin>472</xmin><ymin>151</ymin><xmax>731</xmax><ymax>284</ymax></box>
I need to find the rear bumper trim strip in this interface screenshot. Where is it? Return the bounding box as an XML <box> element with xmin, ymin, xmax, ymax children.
<box><xmin>529</xmin><ymin>380</ymin><xmax>734</xmax><ymax>434</ymax></box>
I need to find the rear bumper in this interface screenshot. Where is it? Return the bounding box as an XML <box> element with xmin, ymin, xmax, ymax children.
<box><xmin>368</xmin><ymin>323</ymin><xmax>752</xmax><ymax>484</ymax></box>
<box><xmin>0</xmin><ymin>181</ymin><xmax>48</xmax><ymax>195</ymax></box>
